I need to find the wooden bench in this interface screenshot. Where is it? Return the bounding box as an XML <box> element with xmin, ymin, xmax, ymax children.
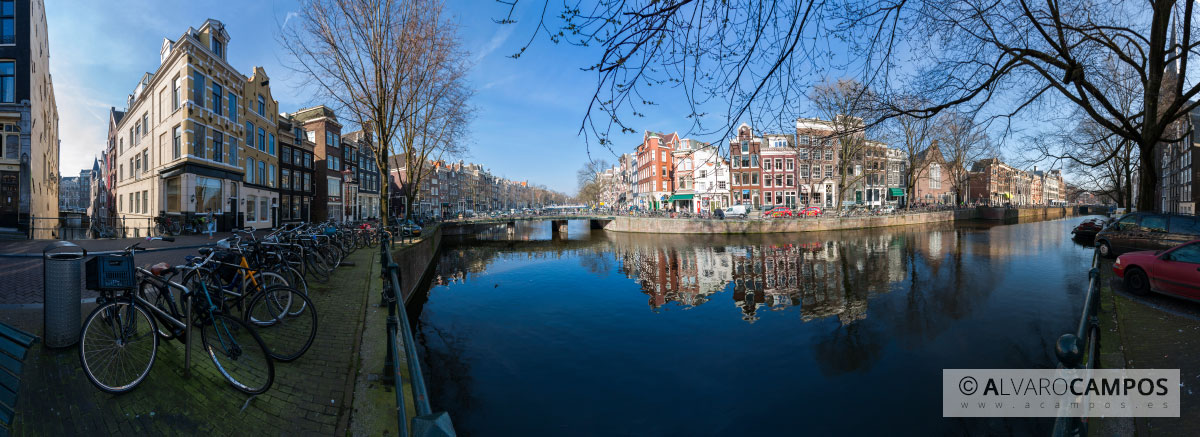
<box><xmin>0</xmin><ymin>322</ymin><xmax>37</xmax><ymax>436</ymax></box>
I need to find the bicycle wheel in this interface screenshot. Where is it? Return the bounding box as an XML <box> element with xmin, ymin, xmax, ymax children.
<box><xmin>279</xmin><ymin>265</ymin><xmax>310</xmax><ymax>315</ymax></box>
<box><xmin>79</xmin><ymin>299</ymin><xmax>159</xmax><ymax>394</ymax></box>
<box><xmin>154</xmin><ymin>223</ymin><xmax>166</xmax><ymax>237</ymax></box>
<box><xmin>305</xmin><ymin>250</ymin><xmax>331</xmax><ymax>283</ymax></box>
<box><xmin>199</xmin><ymin>313</ymin><xmax>275</xmax><ymax>395</ymax></box>
<box><xmin>137</xmin><ymin>280</ymin><xmax>177</xmax><ymax>340</ymax></box>
<box><xmin>245</xmin><ymin>286</ymin><xmax>317</xmax><ymax>362</ymax></box>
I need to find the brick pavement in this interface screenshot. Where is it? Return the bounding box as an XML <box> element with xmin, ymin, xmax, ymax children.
<box><xmin>2</xmin><ymin>246</ymin><xmax>379</xmax><ymax>436</ymax></box>
<box><xmin>1093</xmin><ymin>260</ymin><xmax>1200</xmax><ymax>436</ymax></box>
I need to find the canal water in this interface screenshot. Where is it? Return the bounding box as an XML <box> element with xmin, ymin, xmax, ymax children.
<box><xmin>412</xmin><ymin>216</ymin><xmax>1099</xmax><ymax>435</ymax></box>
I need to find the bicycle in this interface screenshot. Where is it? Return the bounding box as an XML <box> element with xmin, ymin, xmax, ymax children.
<box><xmin>79</xmin><ymin>237</ymin><xmax>275</xmax><ymax>395</ymax></box>
<box><xmin>153</xmin><ymin>214</ymin><xmax>183</xmax><ymax>236</ymax></box>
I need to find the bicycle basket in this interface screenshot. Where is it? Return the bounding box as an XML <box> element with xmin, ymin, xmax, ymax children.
<box><xmin>324</xmin><ymin>226</ymin><xmax>337</xmax><ymax>236</ymax></box>
<box><xmin>85</xmin><ymin>255</ymin><xmax>136</xmax><ymax>290</ymax></box>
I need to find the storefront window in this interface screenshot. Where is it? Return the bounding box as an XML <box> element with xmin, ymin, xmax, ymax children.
<box><xmin>195</xmin><ymin>176</ymin><xmax>222</xmax><ymax>213</ymax></box>
<box><xmin>165</xmin><ymin>177</ymin><xmax>181</xmax><ymax>212</ymax></box>
<box><xmin>246</xmin><ymin>195</ymin><xmax>257</xmax><ymax>221</ymax></box>
<box><xmin>260</xmin><ymin>198</ymin><xmax>268</xmax><ymax>224</ymax></box>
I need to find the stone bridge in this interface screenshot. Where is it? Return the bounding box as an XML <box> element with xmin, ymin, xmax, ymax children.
<box><xmin>441</xmin><ymin>215</ymin><xmax>617</xmax><ymax>237</ymax></box>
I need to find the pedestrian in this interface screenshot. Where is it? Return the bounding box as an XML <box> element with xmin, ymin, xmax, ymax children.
<box><xmin>205</xmin><ymin>208</ymin><xmax>216</xmax><ymax>239</ymax></box>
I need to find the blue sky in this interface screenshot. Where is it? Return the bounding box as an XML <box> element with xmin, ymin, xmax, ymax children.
<box><xmin>47</xmin><ymin>1</ymin><xmax>1066</xmax><ymax>192</ymax></box>
<box><xmin>47</xmin><ymin>0</ymin><xmax>692</xmax><ymax>192</ymax></box>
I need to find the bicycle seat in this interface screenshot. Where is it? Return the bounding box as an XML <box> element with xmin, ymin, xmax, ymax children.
<box><xmin>150</xmin><ymin>262</ymin><xmax>176</xmax><ymax>277</ymax></box>
<box><xmin>198</xmin><ymin>247</ymin><xmax>213</xmax><ymax>256</ymax></box>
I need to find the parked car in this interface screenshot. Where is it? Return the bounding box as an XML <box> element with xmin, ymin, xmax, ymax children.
<box><xmin>399</xmin><ymin>220</ymin><xmax>422</xmax><ymax>237</ymax></box>
<box><xmin>1095</xmin><ymin>212</ymin><xmax>1200</xmax><ymax>258</ymax></box>
<box><xmin>762</xmin><ymin>206</ymin><xmax>793</xmax><ymax>218</ymax></box>
<box><xmin>1112</xmin><ymin>239</ymin><xmax>1200</xmax><ymax>298</ymax></box>
<box><xmin>1071</xmin><ymin>218</ymin><xmax>1109</xmax><ymax>239</ymax></box>
<box><xmin>798</xmin><ymin>206</ymin><xmax>823</xmax><ymax>217</ymax></box>
<box><xmin>722</xmin><ymin>205</ymin><xmax>749</xmax><ymax>219</ymax></box>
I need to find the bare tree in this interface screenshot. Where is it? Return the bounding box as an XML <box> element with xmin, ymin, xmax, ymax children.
<box><xmin>886</xmin><ymin>100</ymin><xmax>936</xmax><ymax>209</ymax></box>
<box><xmin>282</xmin><ymin>0</ymin><xmax>471</xmax><ymax>225</ymax></box>
<box><xmin>499</xmin><ymin>0</ymin><xmax>1200</xmax><ymax>212</ymax></box>
<box><xmin>810</xmin><ymin>79</ymin><xmax>878</xmax><ymax>206</ymax></box>
<box><xmin>937</xmin><ymin>112</ymin><xmax>992</xmax><ymax>205</ymax></box>
<box><xmin>575</xmin><ymin>159</ymin><xmax>612</xmax><ymax>205</ymax></box>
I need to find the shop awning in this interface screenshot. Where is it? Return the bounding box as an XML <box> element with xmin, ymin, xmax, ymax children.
<box><xmin>888</xmin><ymin>188</ymin><xmax>905</xmax><ymax>197</ymax></box>
<box><xmin>667</xmin><ymin>194</ymin><xmax>694</xmax><ymax>202</ymax></box>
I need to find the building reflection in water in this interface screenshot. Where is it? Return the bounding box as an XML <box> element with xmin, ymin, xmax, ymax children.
<box><xmin>432</xmin><ymin>220</ymin><xmax>1015</xmax><ymax>330</ymax></box>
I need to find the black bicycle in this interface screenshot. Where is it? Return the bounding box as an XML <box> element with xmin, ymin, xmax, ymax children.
<box><xmin>79</xmin><ymin>237</ymin><xmax>275</xmax><ymax>395</ymax></box>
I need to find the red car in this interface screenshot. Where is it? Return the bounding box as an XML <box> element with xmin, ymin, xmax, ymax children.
<box><xmin>799</xmin><ymin>206</ymin><xmax>823</xmax><ymax>217</ymax></box>
<box><xmin>762</xmin><ymin>206</ymin><xmax>793</xmax><ymax>218</ymax></box>
<box><xmin>1112</xmin><ymin>240</ymin><xmax>1200</xmax><ymax>299</ymax></box>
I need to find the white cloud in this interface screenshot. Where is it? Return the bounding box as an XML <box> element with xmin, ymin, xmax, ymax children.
<box><xmin>473</xmin><ymin>24</ymin><xmax>515</xmax><ymax>64</ymax></box>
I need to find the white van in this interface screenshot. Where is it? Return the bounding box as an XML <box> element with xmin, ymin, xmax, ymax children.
<box><xmin>723</xmin><ymin>205</ymin><xmax>749</xmax><ymax>219</ymax></box>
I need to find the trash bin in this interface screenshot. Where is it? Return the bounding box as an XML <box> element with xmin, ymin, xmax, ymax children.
<box><xmin>43</xmin><ymin>241</ymin><xmax>85</xmax><ymax>348</ymax></box>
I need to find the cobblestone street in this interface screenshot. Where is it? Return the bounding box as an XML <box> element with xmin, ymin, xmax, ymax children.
<box><xmin>0</xmin><ymin>246</ymin><xmax>379</xmax><ymax>435</ymax></box>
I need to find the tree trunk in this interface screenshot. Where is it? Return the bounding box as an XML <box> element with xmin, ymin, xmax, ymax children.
<box><xmin>1136</xmin><ymin>141</ymin><xmax>1158</xmax><ymax>212</ymax></box>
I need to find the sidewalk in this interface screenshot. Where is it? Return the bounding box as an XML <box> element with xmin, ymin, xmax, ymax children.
<box><xmin>2</xmin><ymin>247</ymin><xmax>379</xmax><ymax>435</ymax></box>
<box><xmin>0</xmin><ymin>233</ymin><xmax>245</xmax><ymax>306</ymax></box>
<box><xmin>1094</xmin><ymin>262</ymin><xmax>1200</xmax><ymax>436</ymax></box>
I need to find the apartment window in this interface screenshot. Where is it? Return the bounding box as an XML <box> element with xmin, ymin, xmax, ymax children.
<box><xmin>304</xmin><ymin>152</ymin><xmax>312</xmax><ymax>168</ymax></box>
<box><xmin>825</xmin><ymin>150</ymin><xmax>833</xmax><ymax>161</ymax></box>
<box><xmin>142</xmin><ymin>150</ymin><xmax>148</xmax><ymax>175</ymax></box>
<box><xmin>799</xmin><ymin>148</ymin><xmax>809</xmax><ymax>160</ymax></box>
<box><xmin>785</xmin><ymin>159</ymin><xmax>794</xmax><ymax>171</ymax></box>
<box><xmin>825</xmin><ymin>164</ymin><xmax>833</xmax><ymax>178</ymax></box>
<box><xmin>786</xmin><ymin>175</ymin><xmax>795</xmax><ymax>187</ymax></box>
<box><xmin>800</xmin><ymin>164</ymin><xmax>810</xmax><ymax>178</ymax></box>
<box><xmin>133</xmin><ymin>191</ymin><xmax>140</xmax><ymax>214</ymax></box>
<box><xmin>257</xmin><ymin>95</ymin><xmax>265</xmax><ymax>116</ymax></box>
<box><xmin>246</xmin><ymin>157</ymin><xmax>255</xmax><ymax>183</ymax></box>
<box><xmin>741</xmin><ymin>141</ymin><xmax>749</xmax><ymax>153</ymax></box>
<box><xmin>764</xmin><ymin>160</ymin><xmax>772</xmax><ymax>171</ymax></box>
<box><xmin>212</xmin><ymin>131</ymin><xmax>223</xmax><ymax>162</ymax></box>
<box><xmin>282</xmin><ymin>147</ymin><xmax>292</xmax><ymax>165</ymax></box>
<box><xmin>192</xmin><ymin>124</ymin><xmax>205</xmax><ymax>156</ymax></box>
<box><xmin>764</xmin><ymin>176</ymin><xmax>772</xmax><ymax>188</ymax></box>
<box><xmin>752</xmin><ymin>172</ymin><xmax>758</xmax><ymax>185</ymax></box>
<box><xmin>0</xmin><ymin>61</ymin><xmax>13</xmax><ymax>103</ymax></box>
<box><xmin>0</xmin><ymin>1</ymin><xmax>13</xmax><ymax>45</ymax></box>
<box><xmin>246</xmin><ymin>195</ymin><xmax>257</xmax><ymax>221</ymax></box>
<box><xmin>776</xmin><ymin>175</ymin><xmax>784</xmax><ymax>187</ymax></box>
<box><xmin>212</xmin><ymin>83</ymin><xmax>222</xmax><ymax>114</ymax></box>
<box><xmin>258</xmin><ymin>161</ymin><xmax>266</xmax><ymax>185</ymax></box>
<box><xmin>142</xmin><ymin>191</ymin><xmax>149</xmax><ymax>214</ymax></box>
<box><xmin>328</xmin><ymin>178</ymin><xmax>341</xmax><ymax>196</ymax></box>
<box><xmin>142</xmin><ymin>113</ymin><xmax>149</xmax><ymax>136</ymax></box>
<box><xmin>228</xmin><ymin>138</ymin><xmax>238</xmax><ymax>165</ymax></box>
<box><xmin>2</xmin><ymin>131</ymin><xmax>13</xmax><ymax>159</ymax></box>
<box><xmin>268</xmin><ymin>164</ymin><xmax>276</xmax><ymax>187</ymax></box>
<box><xmin>165</xmin><ymin>177</ymin><xmax>181</xmax><ymax>212</ymax></box>
<box><xmin>282</xmin><ymin>169</ymin><xmax>291</xmax><ymax>189</ymax></box>
<box><xmin>268</xmin><ymin>133</ymin><xmax>275</xmax><ymax>155</ymax></box>
<box><xmin>303</xmin><ymin>173</ymin><xmax>311</xmax><ymax>191</ymax></box>
<box><xmin>172</xmin><ymin>76</ymin><xmax>181</xmax><ymax>110</ymax></box>
<box><xmin>211</xmin><ymin>37</ymin><xmax>222</xmax><ymax>57</ymax></box>
<box><xmin>192</xmin><ymin>71</ymin><xmax>205</xmax><ymax>107</ymax></box>
<box><xmin>245</xmin><ymin>122</ymin><xmax>254</xmax><ymax>148</ymax></box>
<box><xmin>258</xmin><ymin>128</ymin><xmax>265</xmax><ymax>152</ymax></box>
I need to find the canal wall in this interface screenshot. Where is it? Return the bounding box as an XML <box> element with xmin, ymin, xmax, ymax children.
<box><xmin>602</xmin><ymin>206</ymin><xmax>1075</xmax><ymax>234</ymax></box>
<box><xmin>391</xmin><ymin>225</ymin><xmax>443</xmax><ymax>303</ymax></box>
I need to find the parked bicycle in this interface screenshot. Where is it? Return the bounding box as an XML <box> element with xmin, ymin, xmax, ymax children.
<box><xmin>79</xmin><ymin>237</ymin><xmax>275</xmax><ymax>395</ymax></box>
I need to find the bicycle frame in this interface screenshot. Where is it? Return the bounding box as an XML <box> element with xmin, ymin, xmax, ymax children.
<box><xmin>132</xmin><ymin>267</ymin><xmax>196</xmax><ymax>375</ymax></box>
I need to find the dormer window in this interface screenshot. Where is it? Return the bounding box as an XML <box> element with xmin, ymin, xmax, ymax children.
<box><xmin>211</xmin><ymin>37</ymin><xmax>223</xmax><ymax>58</ymax></box>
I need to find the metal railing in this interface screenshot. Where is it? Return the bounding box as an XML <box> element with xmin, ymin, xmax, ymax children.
<box><xmin>27</xmin><ymin>215</ymin><xmax>157</xmax><ymax>240</ymax></box>
<box><xmin>379</xmin><ymin>239</ymin><xmax>455</xmax><ymax>436</ymax></box>
<box><xmin>1052</xmin><ymin>245</ymin><xmax>1103</xmax><ymax>436</ymax></box>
